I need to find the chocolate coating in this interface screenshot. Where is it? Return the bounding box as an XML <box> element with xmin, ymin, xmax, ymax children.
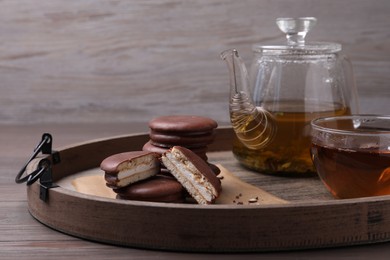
<box><xmin>100</xmin><ymin>151</ymin><xmax>158</xmax><ymax>174</ymax></box>
<box><xmin>208</xmin><ymin>163</ymin><xmax>221</xmax><ymax>176</ymax></box>
<box><xmin>116</xmin><ymin>194</ymin><xmax>185</xmax><ymax>203</ymax></box>
<box><xmin>150</xmin><ymin>140</ymin><xmax>210</xmax><ymax>149</ymax></box>
<box><xmin>149</xmin><ymin>130</ymin><xmax>215</xmax><ymax>147</ymax></box>
<box><xmin>172</xmin><ymin>146</ymin><xmax>222</xmax><ymax>194</ymax></box>
<box><xmin>113</xmin><ymin>175</ymin><xmax>185</xmax><ymax>202</ymax></box>
<box><xmin>142</xmin><ymin>141</ymin><xmax>208</xmax><ymax>161</ymax></box>
<box><xmin>149</xmin><ymin>115</ymin><xmax>217</xmax><ymax>133</ymax></box>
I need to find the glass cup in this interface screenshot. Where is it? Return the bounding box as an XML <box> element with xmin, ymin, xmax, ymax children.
<box><xmin>311</xmin><ymin>115</ymin><xmax>390</xmax><ymax>199</ymax></box>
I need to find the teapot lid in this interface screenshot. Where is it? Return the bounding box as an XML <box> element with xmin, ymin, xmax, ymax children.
<box><xmin>253</xmin><ymin>17</ymin><xmax>341</xmax><ymax>55</ymax></box>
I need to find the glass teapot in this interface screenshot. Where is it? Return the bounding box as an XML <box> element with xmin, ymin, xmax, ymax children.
<box><xmin>221</xmin><ymin>17</ymin><xmax>359</xmax><ymax>175</ymax></box>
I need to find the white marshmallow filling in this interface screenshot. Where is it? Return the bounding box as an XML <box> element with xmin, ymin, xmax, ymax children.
<box><xmin>115</xmin><ymin>155</ymin><xmax>159</xmax><ymax>187</ymax></box>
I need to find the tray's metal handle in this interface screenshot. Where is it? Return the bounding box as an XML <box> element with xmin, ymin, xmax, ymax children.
<box><xmin>15</xmin><ymin>133</ymin><xmax>60</xmax><ymax>202</ymax></box>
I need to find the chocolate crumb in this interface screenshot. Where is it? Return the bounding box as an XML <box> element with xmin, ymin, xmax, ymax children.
<box><xmin>237</xmin><ymin>202</ymin><xmax>243</xmax><ymax>205</ymax></box>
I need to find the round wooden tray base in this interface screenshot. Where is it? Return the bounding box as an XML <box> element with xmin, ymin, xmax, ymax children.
<box><xmin>25</xmin><ymin>127</ymin><xmax>390</xmax><ymax>252</ymax></box>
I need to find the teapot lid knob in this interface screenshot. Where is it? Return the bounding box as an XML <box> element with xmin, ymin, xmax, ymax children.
<box><xmin>276</xmin><ymin>17</ymin><xmax>317</xmax><ymax>46</ymax></box>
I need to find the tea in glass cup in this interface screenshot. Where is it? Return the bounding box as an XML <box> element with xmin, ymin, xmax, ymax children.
<box><xmin>311</xmin><ymin>115</ymin><xmax>390</xmax><ymax>199</ymax></box>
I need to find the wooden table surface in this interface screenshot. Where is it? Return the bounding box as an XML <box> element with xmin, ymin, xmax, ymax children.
<box><xmin>1</xmin><ymin>0</ymin><xmax>389</xmax><ymax>258</ymax></box>
<box><xmin>2</xmin><ymin>122</ymin><xmax>390</xmax><ymax>259</ymax></box>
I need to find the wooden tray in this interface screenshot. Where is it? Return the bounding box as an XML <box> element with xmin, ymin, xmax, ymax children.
<box><xmin>25</xmin><ymin>127</ymin><xmax>390</xmax><ymax>252</ymax></box>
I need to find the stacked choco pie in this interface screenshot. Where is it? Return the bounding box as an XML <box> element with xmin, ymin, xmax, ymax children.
<box><xmin>100</xmin><ymin>115</ymin><xmax>222</xmax><ymax>205</ymax></box>
<box><xmin>143</xmin><ymin>115</ymin><xmax>217</xmax><ymax>163</ymax></box>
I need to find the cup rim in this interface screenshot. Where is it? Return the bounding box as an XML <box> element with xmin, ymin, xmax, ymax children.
<box><xmin>311</xmin><ymin>114</ymin><xmax>390</xmax><ymax>136</ymax></box>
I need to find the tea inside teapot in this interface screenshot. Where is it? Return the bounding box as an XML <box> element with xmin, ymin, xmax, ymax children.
<box><xmin>221</xmin><ymin>17</ymin><xmax>359</xmax><ymax>175</ymax></box>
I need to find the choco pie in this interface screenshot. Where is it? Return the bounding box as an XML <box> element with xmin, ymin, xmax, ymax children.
<box><xmin>100</xmin><ymin>115</ymin><xmax>221</xmax><ymax>204</ymax></box>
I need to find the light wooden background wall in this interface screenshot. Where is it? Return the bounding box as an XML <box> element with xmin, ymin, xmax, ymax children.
<box><xmin>0</xmin><ymin>0</ymin><xmax>389</xmax><ymax>126</ymax></box>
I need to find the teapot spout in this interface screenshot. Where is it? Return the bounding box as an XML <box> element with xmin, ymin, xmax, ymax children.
<box><xmin>221</xmin><ymin>49</ymin><xmax>276</xmax><ymax>150</ymax></box>
<box><xmin>220</xmin><ymin>49</ymin><xmax>252</xmax><ymax>103</ymax></box>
